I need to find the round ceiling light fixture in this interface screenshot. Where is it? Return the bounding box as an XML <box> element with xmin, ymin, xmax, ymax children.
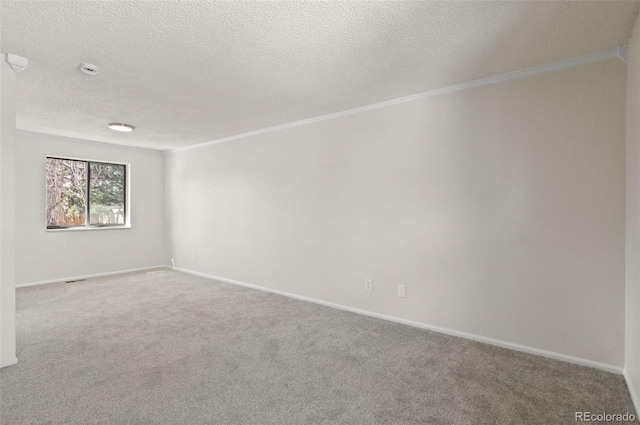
<box><xmin>108</xmin><ymin>123</ymin><xmax>135</xmax><ymax>132</ymax></box>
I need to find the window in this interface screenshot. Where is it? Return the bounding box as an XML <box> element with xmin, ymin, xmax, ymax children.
<box><xmin>46</xmin><ymin>157</ymin><xmax>127</xmax><ymax>229</ymax></box>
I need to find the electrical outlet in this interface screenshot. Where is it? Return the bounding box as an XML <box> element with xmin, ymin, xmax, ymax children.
<box><xmin>365</xmin><ymin>279</ymin><xmax>373</xmax><ymax>291</ymax></box>
<box><xmin>397</xmin><ymin>285</ymin><xmax>407</xmax><ymax>298</ymax></box>
<box><xmin>193</xmin><ymin>252</ymin><xmax>197</xmax><ymax>260</ymax></box>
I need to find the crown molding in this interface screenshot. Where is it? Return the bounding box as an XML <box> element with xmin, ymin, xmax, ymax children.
<box><xmin>169</xmin><ymin>48</ymin><xmax>622</xmax><ymax>153</ymax></box>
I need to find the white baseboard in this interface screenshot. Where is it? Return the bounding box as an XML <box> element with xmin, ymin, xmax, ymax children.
<box><xmin>0</xmin><ymin>356</ymin><xmax>18</xmax><ymax>368</ymax></box>
<box><xmin>175</xmin><ymin>267</ymin><xmax>623</xmax><ymax>375</ymax></box>
<box><xmin>16</xmin><ymin>265</ymin><xmax>170</xmax><ymax>288</ymax></box>
<box><xmin>624</xmin><ymin>369</ymin><xmax>640</xmax><ymax>417</ymax></box>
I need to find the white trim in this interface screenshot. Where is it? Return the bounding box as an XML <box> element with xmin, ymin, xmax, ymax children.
<box><xmin>175</xmin><ymin>267</ymin><xmax>623</xmax><ymax>375</ymax></box>
<box><xmin>169</xmin><ymin>49</ymin><xmax>621</xmax><ymax>153</ymax></box>
<box><xmin>624</xmin><ymin>369</ymin><xmax>640</xmax><ymax>417</ymax></box>
<box><xmin>16</xmin><ymin>265</ymin><xmax>169</xmax><ymax>288</ymax></box>
<box><xmin>46</xmin><ymin>225</ymin><xmax>131</xmax><ymax>232</ymax></box>
<box><xmin>0</xmin><ymin>356</ymin><xmax>18</xmax><ymax>368</ymax></box>
<box><xmin>46</xmin><ymin>154</ymin><xmax>129</xmax><ymax>167</ymax></box>
<box><xmin>619</xmin><ymin>45</ymin><xmax>629</xmax><ymax>63</ymax></box>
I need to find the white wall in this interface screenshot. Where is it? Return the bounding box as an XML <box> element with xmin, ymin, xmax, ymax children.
<box><xmin>0</xmin><ymin>58</ymin><xmax>18</xmax><ymax>367</ymax></box>
<box><xmin>167</xmin><ymin>58</ymin><xmax>627</xmax><ymax>369</ymax></box>
<box><xmin>15</xmin><ymin>131</ymin><xmax>166</xmax><ymax>285</ymax></box>
<box><xmin>626</xmin><ymin>14</ymin><xmax>640</xmax><ymax>413</ymax></box>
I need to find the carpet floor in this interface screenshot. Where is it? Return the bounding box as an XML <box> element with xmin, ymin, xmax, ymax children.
<box><xmin>0</xmin><ymin>269</ymin><xmax>635</xmax><ymax>424</ymax></box>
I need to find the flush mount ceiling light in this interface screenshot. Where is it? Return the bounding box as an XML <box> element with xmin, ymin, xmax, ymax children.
<box><xmin>108</xmin><ymin>123</ymin><xmax>135</xmax><ymax>132</ymax></box>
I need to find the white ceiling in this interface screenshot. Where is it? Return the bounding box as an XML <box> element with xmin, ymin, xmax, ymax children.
<box><xmin>1</xmin><ymin>1</ymin><xmax>639</xmax><ymax>151</ymax></box>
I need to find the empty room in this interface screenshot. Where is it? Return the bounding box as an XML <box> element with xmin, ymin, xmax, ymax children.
<box><xmin>1</xmin><ymin>1</ymin><xmax>640</xmax><ymax>424</ymax></box>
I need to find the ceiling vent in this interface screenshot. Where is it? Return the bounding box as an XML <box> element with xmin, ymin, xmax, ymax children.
<box><xmin>79</xmin><ymin>63</ymin><xmax>98</xmax><ymax>75</ymax></box>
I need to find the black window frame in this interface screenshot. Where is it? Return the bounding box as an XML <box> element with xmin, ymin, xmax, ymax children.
<box><xmin>46</xmin><ymin>156</ymin><xmax>128</xmax><ymax>230</ymax></box>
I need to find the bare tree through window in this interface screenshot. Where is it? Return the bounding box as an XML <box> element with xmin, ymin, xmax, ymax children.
<box><xmin>46</xmin><ymin>157</ymin><xmax>126</xmax><ymax>229</ymax></box>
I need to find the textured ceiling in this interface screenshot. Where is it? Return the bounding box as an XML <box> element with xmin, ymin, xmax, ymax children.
<box><xmin>1</xmin><ymin>1</ymin><xmax>639</xmax><ymax>150</ymax></box>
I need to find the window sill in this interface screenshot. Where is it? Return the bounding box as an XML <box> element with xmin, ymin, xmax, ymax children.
<box><xmin>46</xmin><ymin>225</ymin><xmax>131</xmax><ymax>232</ymax></box>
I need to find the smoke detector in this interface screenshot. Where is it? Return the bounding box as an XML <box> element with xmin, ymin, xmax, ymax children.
<box><xmin>79</xmin><ymin>63</ymin><xmax>98</xmax><ymax>75</ymax></box>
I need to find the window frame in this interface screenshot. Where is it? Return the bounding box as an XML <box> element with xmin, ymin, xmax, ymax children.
<box><xmin>46</xmin><ymin>156</ymin><xmax>130</xmax><ymax>231</ymax></box>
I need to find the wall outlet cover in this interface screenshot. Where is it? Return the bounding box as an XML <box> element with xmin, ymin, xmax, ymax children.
<box><xmin>397</xmin><ymin>285</ymin><xmax>407</xmax><ymax>298</ymax></box>
<box><xmin>365</xmin><ymin>279</ymin><xmax>373</xmax><ymax>291</ymax></box>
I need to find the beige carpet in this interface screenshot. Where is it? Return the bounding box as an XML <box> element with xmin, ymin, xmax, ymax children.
<box><xmin>0</xmin><ymin>269</ymin><xmax>636</xmax><ymax>424</ymax></box>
